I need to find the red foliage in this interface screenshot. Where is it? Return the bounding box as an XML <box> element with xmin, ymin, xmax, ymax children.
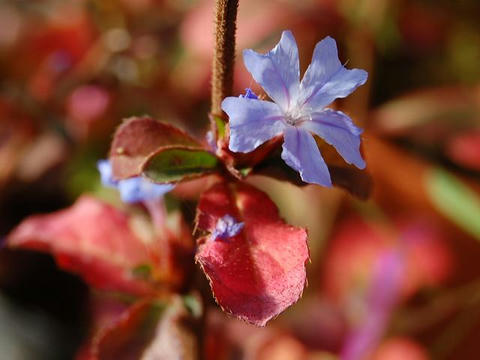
<box><xmin>78</xmin><ymin>295</ymin><xmax>198</xmax><ymax>360</ymax></box>
<box><xmin>195</xmin><ymin>182</ymin><xmax>309</xmax><ymax>326</ymax></box>
<box><xmin>8</xmin><ymin>196</ymin><xmax>159</xmax><ymax>295</ymax></box>
<box><xmin>323</xmin><ymin>216</ymin><xmax>452</xmax><ymax>303</ymax></box>
<box><xmin>446</xmin><ymin>131</ymin><xmax>480</xmax><ymax>171</ymax></box>
<box><xmin>110</xmin><ymin>117</ymin><xmax>200</xmax><ymax>179</ymax></box>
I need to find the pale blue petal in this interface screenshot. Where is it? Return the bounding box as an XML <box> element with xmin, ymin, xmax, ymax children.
<box><xmin>299</xmin><ymin>36</ymin><xmax>367</xmax><ymax>110</ymax></box>
<box><xmin>118</xmin><ymin>177</ymin><xmax>174</xmax><ymax>204</ymax></box>
<box><xmin>301</xmin><ymin>109</ymin><xmax>366</xmax><ymax>169</ymax></box>
<box><xmin>243</xmin><ymin>30</ymin><xmax>300</xmax><ymax>112</ymax></box>
<box><xmin>222</xmin><ymin>97</ymin><xmax>285</xmax><ymax>153</ymax></box>
<box><xmin>211</xmin><ymin>214</ymin><xmax>244</xmax><ymax>241</ymax></box>
<box><xmin>97</xmin><ymin>159</ymin><xmax>117</xmax><ymax>188</ymax></box>
<box><xmin>281</xmin><ymin>126</ymin><xmax>332</xmax><ymax>187</ymax></box>
<box><xmin>97</xmin><ymin>159</ymin><xmax>173</xmax><ymax>203</ymax></box>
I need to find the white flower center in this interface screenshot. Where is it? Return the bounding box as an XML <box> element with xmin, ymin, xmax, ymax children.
<box><xmin>284</xmin><ymin>107</ymin><xmax>310</xmax><ymax>126</ymax></box>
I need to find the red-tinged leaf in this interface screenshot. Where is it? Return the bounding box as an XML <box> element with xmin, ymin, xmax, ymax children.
<box><xmin>76</xmin><ymin>294</ymin><xmax>132</xmax><ymax>360</ymax></box>
<box><xmin>195</xmin><ymin>182</ymin><xmax>309</xmax><ymax>326</ymax></box>
<box><xmin>7</xmin><ymin>196</ymin><xmax>156</xmax><ymax>295</ymax></box>
<box><xmin>90</xmin><ymin>297</ymin><xmax>198</xmax><ymax>360</ymax></box>
<box><xmin>110</xmin><ymin>117</ymin><xmax>200</xmax><ymax>179</ymax></box>
<box><xmin>445</xmin><ymin>131</ymin><xmax>480</xmax><ymax>171</ymax></box>
<box><xmin>93</xmin><ymin>299</ymin><xmax>164</xmax><ymax>360</ymax></box>
<box><xmin>371</xmin><ymin>86</ymin><xmax>480</xmax><ymax>135</ymax></box>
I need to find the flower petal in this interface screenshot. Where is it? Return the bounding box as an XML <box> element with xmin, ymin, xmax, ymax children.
<box><xmin>118</xmin><ymin>177</ymin><xmax>173</xmax><ymax>204</ymax></box>
<box><xmin>301</xmin><ymin>109</ymin><xmax>366</xmax><ymax>169</ymax></box>
<box><xmin>243</xmin><ymin>30</ymin><xmax>300</xmax><ymax>112</ymax></box>
<box><xmin>299</xmin><ymin>36</ymin><xmax>367</xmax><ymax>110</ymax></box>
<box><xmin>97</xmin><ymin>159</ymin><xmax>173</xmax><ymax>203</ymax></box>
<box><xmin>97</xmin><ymin>159</ymin><xmax>118</xmax><ymax>188</ymax></box>
<box><xmin>281</xmin><ymin>126</ymin><xmax>332</xmax><ymax>187</ymax></box>
<box><xmin>211</xmin><ymin>215</ymin><xmax>244</xmax><ymax>241</ymax></box>
<box><xmin>222</xmin><ymin>97</ymin><xmax>285</xmax><ymax>153</ymax></box>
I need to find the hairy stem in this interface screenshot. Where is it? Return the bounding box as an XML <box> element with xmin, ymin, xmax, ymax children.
<box><xmin>211</xmin><ymin>0</ymin><xmax>239</xmax><ymax>118</ymax></box>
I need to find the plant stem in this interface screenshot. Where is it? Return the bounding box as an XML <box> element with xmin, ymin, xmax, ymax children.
<box><xmin>211</xmin><ymin>0</ymin><xmax>239</xmax><ymax>118</ymax></box>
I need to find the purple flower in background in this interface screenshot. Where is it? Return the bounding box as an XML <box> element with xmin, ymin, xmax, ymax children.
<box><xmin>341</xmin><ymin>250</ymin><xmax>405</xmax><ymax>360</ymax></box>
<box><xmin>222</xmin><ymin>31</ymin><xmax>368</xmax><ymax>186</ymax></box>
<box><xmin>211</xmin><ymin>214</ymin><xmax>244</xmax><ymax>241</ymax></box>
<box><xmin>97</xmin><ymin>159</ymin><xmax>173</xmax><ymax>204</ymax></box>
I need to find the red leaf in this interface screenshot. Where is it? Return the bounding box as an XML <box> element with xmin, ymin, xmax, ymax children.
<box><xmin>85</xmin><ymin>297</ymin><xmax>198</xmax><ymax>360</ymax></box>
<box><xmin>195</xmin><ymin>182</ymin><xmax>309</xmax><ymax>326</ymax></box>
<box><xmin>110</xmin><ymin>117</ymin><xmax>200</xmax><ymax>179</ymax></box>
<box><xmin>7</xmin><ymin>196</ymin><xmax>157</xmax><ymax>295</ymax></box>
<box><xmin>371</xmin><ymin>86</ymin><xmax>480</xmax><ymax>136</ymax></box>
<box><xmin>75</xmin><ymin>294</ymin><xmax>131</xmax><ymax>360</ymax></box>
<box><xmin>446</xmin><ymin>131</ymin><xmax>480</xmax><ymax>171</ymax></box>
<box><xmin>93</xmin><ymin>299</ymin><xmax>163</xmax><ymax>360</ymax></box>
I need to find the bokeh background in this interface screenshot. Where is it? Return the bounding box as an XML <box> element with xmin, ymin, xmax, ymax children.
<box><xmin>0</xmin><ymin>0</ymin><xmax>479</xmax><ymax>359</ymax></box>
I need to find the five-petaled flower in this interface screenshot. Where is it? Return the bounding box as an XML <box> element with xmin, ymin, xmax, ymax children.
<box><xmin>97</xmin><ymin>159</ymin><xmax>173</xmax><ymax>204</ymax></box>
<box><xmin>222</xmin><ymin>31</ymin><xmax>368</xmax><ymax>186</ymax></box>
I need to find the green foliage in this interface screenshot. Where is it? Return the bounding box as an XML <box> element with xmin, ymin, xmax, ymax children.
<box><xmin>143</xmin><ymin>148</ymin><xmax>219</xmax><ymax>183</ymax></box>
<box><xmin>426</xmin><ymin>168</ymin><xmax>480</xmax><ymax>240</ymax></box>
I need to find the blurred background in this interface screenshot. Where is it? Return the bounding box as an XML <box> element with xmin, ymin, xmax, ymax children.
<box><xmin>0</xmin><ymin>0</ymin><xmax>479</xmax><ymax>359</ymax></box>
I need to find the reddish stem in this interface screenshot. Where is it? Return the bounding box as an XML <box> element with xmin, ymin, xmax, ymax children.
<box><xmin>210</xmin><ymin>0</ymin><xmax>239</xmax><ymax>118</ymax></box>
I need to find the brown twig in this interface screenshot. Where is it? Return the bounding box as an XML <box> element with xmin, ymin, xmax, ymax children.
<box><xmin>210</xmin><ymin>0</ymin><xmax>239</xmax><ymax>118</ymax></box>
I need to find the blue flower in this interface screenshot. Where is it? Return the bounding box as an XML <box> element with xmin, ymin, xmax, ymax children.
<box><xmin>211</xmin><ymin>214</ymin><xmax>244</xmax><ymax>241</ymax></box>
<box><xmin>222</xmin><ymin>31</ymin><xmax>368</xmax><ymax>187</ymax></box>
<box><xmin>97</xmin><ymin>159</ymin><xmax>118</xmax><ymax>188</ymax></box>
<box><xmin>97</xmin><ymin>159</ymin><xmax>173</xmax><ymax>204</ymax></box>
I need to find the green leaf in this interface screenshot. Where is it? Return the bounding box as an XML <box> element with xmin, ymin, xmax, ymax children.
<box><xmin>425</xmin><ymin>168</ymin><xmax>480</xmax><ymax>240</ymax></box>
<box><xmin>214</xmin><ymin>115</ymin><xmax>226</xmax><ymax>139</ymax></box>
<box><xmin>208</xmin><ymin>114</ymin><xmax>226</xmax><ymax>142</ymax></box>
<box><xmin>143</xmin><ymin>147</ymin><xmax>219</xmax><ymax>183</ymax></box>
